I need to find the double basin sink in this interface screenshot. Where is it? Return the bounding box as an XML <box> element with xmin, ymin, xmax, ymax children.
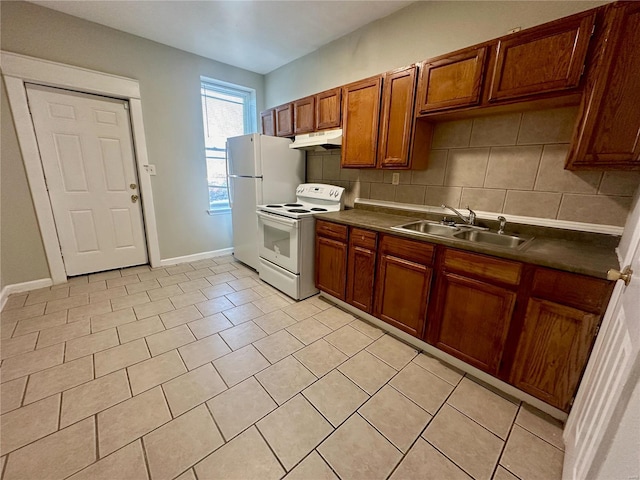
<box><xmin>391</xmin><ymin>220</ymin><xmax>533</xmax><ymax>250</ymax></box>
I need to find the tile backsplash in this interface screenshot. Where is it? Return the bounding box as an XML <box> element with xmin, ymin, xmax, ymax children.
<box><xmin>306</xmin><ymin>107</ymin><xmax>640</xmax><ymax>227</ymax></box>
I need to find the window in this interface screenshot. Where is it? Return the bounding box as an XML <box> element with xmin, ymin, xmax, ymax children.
<box><xmin>201</xmin><ymin>78</ymin><xmax>256</xmax><ymax>212</ymax></box>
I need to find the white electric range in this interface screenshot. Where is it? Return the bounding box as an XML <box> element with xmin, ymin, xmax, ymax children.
<box><xmin>256</xmin><ymin>183</ymin><xmax>345</xmax><ymax>300</ymax></box>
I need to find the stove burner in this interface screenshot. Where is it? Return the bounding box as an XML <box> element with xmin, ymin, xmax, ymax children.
<box><xmin>284</xmin><ymin>203</ymin><xmax>303</xmax><ymax>207</ymax></box>
<box><xmin>265</xmin><ymin>204</ymin><xmax>283</xmax><ymax>208</ymax></box>
<box><xmin>288</xmin><ymin>209</ymin><xmax>310</xmax><ymax>213</ymax></box>
<box><xmin>310</xmin><ymin>208</ymin><xmax>328</xmax><ymax>212</ymax></box>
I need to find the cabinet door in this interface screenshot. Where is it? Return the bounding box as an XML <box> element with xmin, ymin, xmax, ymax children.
<box><xmin>374</xmin><ymin>254</ymin><xmax>432</xmax><ymax>337</ymax></box>
<box><xmin>347</xmin><ymin>229</ymin><xmax>377</xmax><ymax>314</ymax></box>
<box><xmin>378</xmin><ymin>66</ymin><xmax>418</xmax><ymax>169</ymax></box>
<box><xmin>511</xmin><ymin>298</ymin><xmax>599</xmax><ymax>411</ymax></box>
<box><xmin>427</xmin><ymin>273</ymin><xmax>516</xmax><ymax>375</ymax></box>
<box><xmin>315</xmin><ymin>236</ymin><xmax>347</xmax><ymax>300</ymax></box>
<box><xmin>316</xmin><ymin>88</ymin><xmax>342</xmax><ymax>130</ymax></box>
<box><xmin>260</xmin><ymin>109</ymin><xmax>275</xmax><ymax>136</ymax></box>
<box><xmin>488</xmin><ymin>11</ymin><xmax>595</xmax><ymax>101</ymax></box>
<box><xmin>566</xmin><ymin>3</ymin><xmax>640</xmax><ymax>170</ymax></box>
<box><xmin>417</xmin><ymin>47</ymin><xmax>487</xmax><ymax>113</ymax></box>
<box><xmin>341</xmin><ymin>76</ymin><xmax>383</xmax><ymax>168</ymax></box>
<box><xmin>275</xmin><ymin>103</ymin><xmax>294</xmax><ymax>137</ymax></box>
<box><xmin>294</xmin><ymin>96</ymin><xmax>315</xmax><ymax>134</ymax></box>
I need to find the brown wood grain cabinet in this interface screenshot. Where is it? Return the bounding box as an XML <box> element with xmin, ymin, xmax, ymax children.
<box><xmin>374</xmin><ymin>235</ymin><xmax>434</xmax><ymax>337</ymax></box>
<box><xmin>488</xmin><ymin>11</ymin><xmax>596</xmax><ymax>102</ymax></box>
<box><xmin>566</xmin><ymin>2</ymin><xmax>640</xmax><ymax>170</ymax></box>
<box><xmin>293</xmin><ymin>96</ymin><xmax>315</xmax><ymax>134</ymax></box>
<box><xmin>316</xmin><ymin>88</ymin><xmax>342</xmax><ymax>130</ymax></box>
<box><xmin>378</xmin><ymin>65</ymin><xmax>420</xmax><ymax>169</ymax></box>
<box><xmin>260</xmin><ymin>109</ymin><xmax>276</xmax><ymax>136</ymax></box>
<box><xmin>275</xmin><ymin>103</ymin><xmax>294</xmax><ymax>137</ymax></box>
<box><xmin>417</xmin><ymin>46</ymin><xmax>487</xmax><ymax>113</ymax></box>
<box><xmin>341</xmin><ymin>76</ymin><xmax>383</xmax><ymax>168</ymax></box>
<box><xmin>315</xmin><ymin>220</ymin><xmax>348</xmax><ymax>300</ymax></box>
<box><xmin>346</xmin><ymin>228</ymin><xmax>377</xmax><ymax>313</ymax></box>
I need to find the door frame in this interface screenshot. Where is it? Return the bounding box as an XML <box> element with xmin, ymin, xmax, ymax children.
<box><xmin>2</xmin><ymin>51</ymin><xmax>161</xmax><ymax>284</ymax></box>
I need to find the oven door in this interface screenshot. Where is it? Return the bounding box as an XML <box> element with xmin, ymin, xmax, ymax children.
<box><xmin>257</xmin><ymin>210</ymin><xmax>300</xmax><ymax>274</ymax></box>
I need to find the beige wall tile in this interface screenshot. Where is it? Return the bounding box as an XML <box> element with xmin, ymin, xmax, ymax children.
<box><xmin>0</xmin><ymin>377</ymin><xmax>28</xmax><ymax>414</ymax></box>
<box><xmin>146</xmin><ymin>325</ymin><xmax>195</xmax><ymax>356</ymax></box>
<box><xmin>370</xmin><ymin>183</ymin><xmax>397</xmax><ymax>201</ymax></box>
<box><xmin>3</xmin><ymin>417</ymin><xmax>95</xmax><ymax>480</ymax></box>
<box><xmin>558</xmin><ymin>194</ymin><xmax>633</xmax><ymax>226</ymax></box>
<box><xmin>128</xmin><ymin>350</ymin><xmax>187</xmax><ymax>395</ymax></box>
<box><xmin>1</xmin><ymin>343</ymin><xmax>64</xmax><ymax>383</ymax></box>
<box><xmin>517</xmin><ymin>106</ymin><xmax>578</xmax><ymax>145</ymax></box>
<box><xmin>432</xmin><ymin>119</ymin><xmax>473</xmax><ymax>149</ymax></box>
<box><xmin>470</xmin><ymin>112</ymin><xmax>521</xmax><ymax>147</ymax></box>
<box><xmin>484</xmin><ymin>146</ymin><xmax>542</xmax><ymax>190</ymax></box>
<box><xmin>60</xmin><ymin>369</ymin><xmax>131</xmax><ymax>428</ymax></box>
<box><xmin>599</xmin><ymin>171</ymin><xmax>640</xmax><ymax>196</ymax></box>
<box><xmin>535</xmin><ymin>145</ymin><xmax>601</xmax><ymax>193</ymax></box>
<box><xmin>424</xmin><ymin>186</ymin><xmax>462</xmax><ymax>208</ymax></box>
<box><xmin>444</xmin><ymin>148</ymin><xmax>490</xmax><ymax>187</ymax></box>
<box><xmin>383</xmin><ymin>170</ymin><xmax>411</xmax><ymax>185</ymax></box>
<box><xmin>0</xmin><ymin>394</ymin><xmax>60</xmax><ymax>454</ymax></box>
<box><xmin>322</xmin><ymin>155</ymin><xmax>341</xmax><ymax>181</ymax></box>
<box><xmin>24</xmin><ymin>355</ymin><xmax>94</xmax><ymax>404</ymax></box>
<box><xmin>66</xmin><ymin>329</ymin><xmax>120</xmax><ymax>362</ymax></box>
<box><xmin>503</xmin><ymin>191</ymin><xmax>562</xmax><ymax>219</ymax></box>
<box><xmin>340</xmin><ymin>166</ymin><xmax>360</xmax><ymax>182</ymax></box>
<box><xmin>94</xmin><ymin>338</ymin><xmax>150</xmax><ymax>377</ymax></box>
<box><xmin>306</xmin><ymin>156</ymin><xmax>323</xmax><ymax>180</ymax></box>
<box><xmin>460</xmin><ymin>188</ymin><xmax>506</xmax><ymax>212</ymax></box>
<box><xmin>162</xmin><ymin>363</ymin><xmax>227</xmax><ymax>417</ymax></box>
<box><xmin>178</xmin><ymin>333</ymin><xmax>231</xmax><ymax>369</ymax></box>
<box><xmin>144</xmin><ymin>404</ymin><xmax>224</xmax><ymax>480</ymax></box>
<box><xmin>411</xmin><ymin>150</ymin><xmax>447</xmax><ymax>186</ymax></box>
<box><xmin>98</xmin><ymin>386</ymin><xmax>171</xmax><ymax>457</ymax></box>
<box><xmin>67</xmin><ymin>440</ymin><xmax>148</xmax><ymax>480</ymax></box>
<box><xmin>359</xmin><ymin>169</ymin><xmax>384</xmax><ymax>183</ymax></box>
<box><xmin>395</xmin><ymin>185</ymin><xmax>426</xmax><ymax>205</ymax></box>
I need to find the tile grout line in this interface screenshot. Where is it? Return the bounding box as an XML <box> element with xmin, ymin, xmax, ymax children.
<box><xmin>491</xmin><ymin>402</ymin><xmax>522</xmax><ymax>479</ymax></box>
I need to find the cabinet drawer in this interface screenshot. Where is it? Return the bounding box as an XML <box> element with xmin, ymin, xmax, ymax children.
<box><xmin>379</xmin><ymin>235</ymin><xmax>434</xmax><ymax>266</ymax></box>
<box><xmin>443</xmin><ymin>249</ymin><xmax>522</xmax><ymax>286</ymax></box>
<box><xmin>316</xmin><ymin>220</ymin><xmax>348</xmax><ymax>242</ymax></box>
<box><xmin>350</xmin><ymin>228</ymin><xmax>377</xmax><ymax>250</ymax></box>
<box><xmin>531</xmin><ymin>268</ymin><xmax>613</xmax><ymax>314</ymax></box>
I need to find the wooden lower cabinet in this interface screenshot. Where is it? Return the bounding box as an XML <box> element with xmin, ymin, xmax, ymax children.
<box><xmin>426</xmin><ymin>272</ymin><xmax>516</xmax><ymax>375</ymax></box>
<box><xmin>510</xmin><ymin>298</ymin><xmax>600</xmax><ymax>410</ymax></box>
<box><xmin>315</xmin><ymin>235</ymin><xmax>348</xmax><ymax>301</ymax></box>
<box><xmin>346</xmin><ymin>228</ymin><xmax>377</xmax><ymax>313</ymax></box>
<box><xmin>374</xmin><ymin>235</ymin><xmax>434</xmax><ymax>337</ymax></box>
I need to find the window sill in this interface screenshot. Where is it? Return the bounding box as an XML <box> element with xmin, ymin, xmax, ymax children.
<box><xmin>207</xmin><ymin>208</ymin><xmax>231</xmax><ymax>216</ymax></box>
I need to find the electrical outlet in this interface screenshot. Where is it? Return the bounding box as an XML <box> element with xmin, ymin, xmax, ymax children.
<box><xmin>145</xmin><ymin>164</ymin><xmax>157</xmax><ymax>175</ymax></box>
<box><xmin>392</xmin><ymin>172</ymin><xmax>400</xmax><ymax>185</ymax></box>
<box><xmin>507</xmin><ymin>27</ymin><xmax>521</xmax><ymax>34</ymax></box>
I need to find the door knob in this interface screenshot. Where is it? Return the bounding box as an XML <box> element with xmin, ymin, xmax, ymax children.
<box><xmin>607</xmin><ymin>265</ymin><xmax>633</xmax><ymax>286</ymax></box>
<box><xmin>130</xmin><ymin>183</ymin><xmax>137</xmax><ymax>190</ymax></box>
<box><xmin>131</xmin><ymin>194</ymin><xmax>139</xmax><ymax>203</ymax></box>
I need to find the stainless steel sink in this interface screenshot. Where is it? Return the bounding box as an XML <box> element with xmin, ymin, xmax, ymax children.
<box><xmin>391</xmin><ymin>220</ymin><xmax>460</xmax><ymax>237</ymax></box>
<box><xmin>453</xmin><ymin>229</ymin><xmax>533</xmax><ymax>249</ymax></box>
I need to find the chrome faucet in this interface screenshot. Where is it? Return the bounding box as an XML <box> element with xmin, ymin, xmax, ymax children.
<box><xmin>441</xmin><ymin>205</ymin><xmax>476</xmax><ymax>226</ymax></box>
<box><xmin>497</xmin><ymin>216</ymin><xmax>507</xmax><ymax>235</ymax></box>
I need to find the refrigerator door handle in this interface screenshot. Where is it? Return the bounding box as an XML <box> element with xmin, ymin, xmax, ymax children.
<box><xmin>226</xmin><ymin>142</ymin><xmax>234</xmax><ymax>210</ymax></box>
<box><xmin>228</xmin><ymin>174</ymin><xmax>264</xmax><ymax>179</ymax></box>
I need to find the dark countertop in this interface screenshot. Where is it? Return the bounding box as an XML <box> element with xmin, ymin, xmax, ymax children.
<box><xmin>314</xmin><ymin>208</ymin><xmax>620</xmax><ymax>280</ymax></box>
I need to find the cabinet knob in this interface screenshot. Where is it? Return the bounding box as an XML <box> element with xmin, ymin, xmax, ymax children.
<box><xmin>607</xmin><ymin>266</ymin><xmax>633</xmax><ymax>286</ymax></box>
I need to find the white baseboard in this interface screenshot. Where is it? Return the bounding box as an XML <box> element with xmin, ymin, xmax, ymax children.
<box><xmin>159</xmin><ymin>248</ymin><xmax>234</xmax><ymax>267</ymax></box>
<box><xmin>1</xmin><ymin>278</ymin><xmax>53</xmax><ymax>310</ymax></box>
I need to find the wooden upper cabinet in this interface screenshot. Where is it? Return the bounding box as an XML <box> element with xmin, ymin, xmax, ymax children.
<box><xmin>260</xmin><ymin>109</ymin><xmax>276</xmax><ymax>136</ymax></box>
<box><xmin>275</xmin><ymin>103</ymin><xmax>294</xmax><ymax>137</ymax></box>
<box><xmin>378</xmin><ymin>66</ymin><xmax>418</xmax><ymax>169</ymax></box>
<box><xmin>293</xmin><ymin>96</ymin><xmax>315</xmax><ymax>134</ymax></box>
<box><xmin>316</xmin><ymin>88</ymin><xmax>342</xmax><ymax>130</ymax></box>
<box><xmin>488</xmin><ymin>11</ymin><xmax>596</xmax><ymax>102</ymax></box>
<box><xmin>341</xmin><ymin>76</ymin><xmax>383</xmax><ymax>168</ymax></box>
<box><xmin>417</xmin><ymin>47</ymin><xmax>487</xmax><ymax>113</ymax></box>
<box><xmin>566</xmin><ymin>2</ymin><xmax>640</xmax><ymax>170</ymax></box>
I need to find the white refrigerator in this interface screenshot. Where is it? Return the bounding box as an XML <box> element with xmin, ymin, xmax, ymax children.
<box><xmin>227</xmin><ymin>133</ymin><xmax>305</xmax><ymax>271</ymax></box>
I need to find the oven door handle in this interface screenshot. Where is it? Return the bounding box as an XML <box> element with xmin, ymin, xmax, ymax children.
<box><xmin>256</xmin><ymin>210</ymin><xmax>299</xmax><ymax>229</ymax></box>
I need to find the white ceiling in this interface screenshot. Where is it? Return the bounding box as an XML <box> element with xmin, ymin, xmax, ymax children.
<box><xmin>29</xmin><ymin>1</ymin><xmax>414</xmax><ymax>74</ymax></box>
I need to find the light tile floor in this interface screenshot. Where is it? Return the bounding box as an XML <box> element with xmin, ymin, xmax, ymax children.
<box><xmin>0</xmin><ymin>256</ymin><xmax>566</xmax><ymax>480</ymax></box>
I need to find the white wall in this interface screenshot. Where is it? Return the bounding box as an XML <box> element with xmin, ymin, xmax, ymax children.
<box><xmin>0</xmin><ymin>1</ymin><xmax>265</xmax><ymax>288</ymax></box>
<box><xmin>265</xmin><ymin>1</ymin><xmax>607</xmax><ymax>106</ymax></box>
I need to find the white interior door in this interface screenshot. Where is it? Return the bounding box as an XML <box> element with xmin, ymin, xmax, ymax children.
<box><xmin>26</xmin><ymin>84</ymin><xmax>147</xmax><ymax>276</ymax></box>
<box><xmin>563</xmin><ymin>190</ymin><xmax>640</xmax><ymax>479</ymax></box>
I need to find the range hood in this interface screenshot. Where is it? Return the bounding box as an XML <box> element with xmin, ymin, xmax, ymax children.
<box><xmin>289</xmin><ymin>128</ymin><xmax>342</xmax><ymax>150</ymax></box>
